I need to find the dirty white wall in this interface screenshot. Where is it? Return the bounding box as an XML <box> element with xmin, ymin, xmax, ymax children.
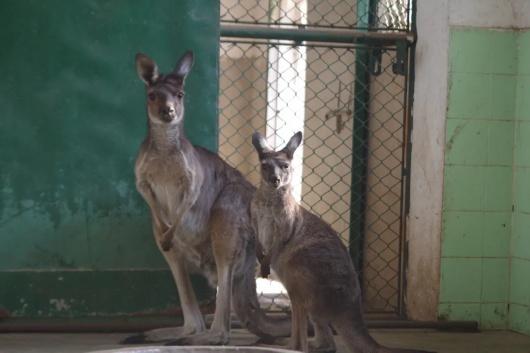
<box><xmin>407</xmin><ymin>0</ymin><xmax>529</xmax><ymax>320</ymax></box>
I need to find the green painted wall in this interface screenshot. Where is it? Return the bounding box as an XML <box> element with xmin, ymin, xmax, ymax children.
<box><xmin>511</xmin><ymin>29</ymin><xmax>530</xmax><ymax>336</ymax></box>
<box><xmin>441</xmin><ymin>28</ymin><xmax>515</xmax><ymax>329</ymax></box>
<box><xmin>441</xmin><ymin>28</ymin><xmax>530</xmax><ymax>335</ymax></box>
<box><xmin>0</xmin><ymin>0</ymin><xmax>218</xmax><ymax>318</ymax></box>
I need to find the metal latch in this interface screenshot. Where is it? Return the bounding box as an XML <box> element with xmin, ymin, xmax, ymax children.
<box><xmin>392</xmin><ymin>40</ymin><xmax>408</xmax><ymax>76</ymax></box>
<box><xmin>369</xmin><ymin>48</ymin><xmax>383</xmax><ymax>76</ymax></box>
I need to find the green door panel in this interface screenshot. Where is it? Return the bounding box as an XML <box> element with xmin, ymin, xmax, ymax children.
<box><xmin>0</xmin><ymin>0</ymin><xmax>218</xmax><ymax>317</ymax></box>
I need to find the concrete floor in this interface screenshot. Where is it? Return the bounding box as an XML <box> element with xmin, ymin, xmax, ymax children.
<box><xmin>1</xmin><ymin>329</ymin><xmax>530</xmax><ymax>353</ymax></box>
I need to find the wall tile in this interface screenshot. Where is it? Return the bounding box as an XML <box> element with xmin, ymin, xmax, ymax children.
<box><xmin>445</xmin><ymin>119</ymin><xmax>488</xmax><ymax>165</ymax></box>
<box><xmin>490</xmin><ymin>75</ymin><xmax>516</xmax><ymax>119</ymax></box>
<box><xmin>482</xmin><ymin>212</ymin><xmax>511</xmax><ymax>257</ymax></box>
<box><xmin>488</xmin><ymin>31</ymin><xmax>517</xmax><ymax>75</ymax></box>
<box><xmin>444</xmin><ymin>165</ymin><xmax>484</xmax><ymax>210</ymax></box>
<box><xmin>481</xmin><ymin>258</ymin><xmax>509</xmax><ymax>302</ymax></box>
<box><xmin>442</xmin><ymin>165</ymin><xmax>513</xmax><ymax>213</ymax></box>
<box><xmin>510</xmin><ymin>303</ymin><xmax>530</xmax><ymax>336</ymax></box>
<box><xmin>450</xmin><ymin>30</ymin><xmax>491</xmax><ymax>73</ymax></box>
<box><xmin>515</xmin><ymin>76</ymin><xmax>530</xmax><ymax>120</ymax></box>
<box><xmin>438</xmin><ymin>303</ymin><xmax>481</xmax><ymax>322</ymax></box>
<box><xmin>444</xmin><ymin>119</ymin><xmax>513</xmax><ymax>166</ymax></box>
<box><xmin>443</xmin><ymin>211</ymin><xmax>511</xmax><ymax>259</ymax></box>
<box><xmin>510</xmin><ymin>258</ymin><xmax>530</xmax><ymax>305</ymax></box>
<box><xmin>448</xmin><ymin>73</ymin><xmax>516</xmax><ymax>120</ymax></box>
<box><xmin>514</xmin><ymin>121</ymin><xmax>530</xmax><ymax>166</ymax></box>
<box><xmin>518</xmin><ymin>30</ymin><xmax>530</xmax><ymax>75</ymax></box>
<box><xmin>442</xmin><ymin>211</ymin><xmax>483</xmax><ymax>257</ymax></box>
<box><xmin>514</xmin><ymin>168</ymin><xmax>530</xmax><ymax>214</ymax></box>
<box><xmin>440</xmin><ymin>258</ymin><xmax>482</xmax><ymax>302</ymax></box>
<box><xmin>511</xmin><ymin>28</ymin><xmax>530</xmax><ymax>335</ymax></box>
<box><xmin>481</xmin><ymin>303</ymin><xmax>509</xmax><ymax>329</ymax></box>
<box><xmin>447</xmin><ymin>73</ymin><xmax>491</xmax><ymax>119</ymax></box>
<box><xmin>443</xmin><ymin>212</ymin><xmax>511</xmax><ymax>258</ymax></box>
<box><xmin>512</xmin><ymin>212</ymin><xmax>530</xmax><ymax>260</ymax></box>
<box><xmin>442</xmin><ymin>28</ymin><xmax>530</xmax><ymax>333</ymax></box>
<box><xmin>487</xmin><ymin>120</ymin><xmax>514</xmax><ymax>166</ymax></box>
<box><xmin>483</xmin><ymin>166</ymin><xmax>513</xmax><ymax>211</ymax></box>
<box><xmin>450</xmin><ymin>29</ymin><xmax>517</xmax><ymax>74</ymax></box>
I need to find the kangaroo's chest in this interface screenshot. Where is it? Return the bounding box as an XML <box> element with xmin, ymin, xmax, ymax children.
<box><xmin>255</xmin><ymin>207</ymin><xmax>280</xmax><ymax>236</ymax></box>
<box><xmin>149</xmin><ymin>176</ymin><xmax>187</xmax><ymax>217</ymax></box>
<box><xmin>252</xmin><ymin>200</ymin><xmax>290</xmax><ymax>256</ymax></box>
<box><xmin>137</xmin><ymin>150</ymin><xmax>205</xmax><ymax>228</ymax></box>
<box><xmin>150</xmin><ymin>159</ymin><xmax>190</xmax><ymax>212</ymax></box>
<box><xmin>137</xmin><ymin>151</ymin><xmax>213</xmax><ymax>266</ymax></box>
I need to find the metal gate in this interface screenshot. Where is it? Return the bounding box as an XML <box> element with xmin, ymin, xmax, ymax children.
<box><xmin>219</xmin><ymin>0</ymin><xmax>415</xmax><ymax>317</ymax></box>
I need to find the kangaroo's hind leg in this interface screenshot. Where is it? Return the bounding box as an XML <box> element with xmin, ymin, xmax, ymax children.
<box><xmin>122</xmin><ymin>230</ymin><xmax>206</xmax><ymax>344</ymax></box>
<box><xmin>231</xmin><ymin>235</ymin><xmax>291</xmax><ymax>343</ymax></box>
<box><xmin>289</xmin><ymin>298</ymin><xmax>309</xmax><ymax>353</ymax></box>
<box><xmin>166</xmin><ymin>207</ymin><xmax>239</xmax><ymax>346</ymax></box>
<box><xmin>309</xmin><ymin>315</ymin><xmax>336</xmax><ymax>353</ymax></box>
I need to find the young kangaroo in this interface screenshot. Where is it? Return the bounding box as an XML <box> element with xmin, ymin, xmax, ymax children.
<box><xmin>125</xmin><ymin>51</ymin><xmax>289</xmax><ymax>345</ymax></box>
<box><xmin>251</xmin><ymin>132</ymin><xmax>432</xmax><ymax>353</ymax></box>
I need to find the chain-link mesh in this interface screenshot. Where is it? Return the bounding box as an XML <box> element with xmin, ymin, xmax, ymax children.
<box><xmin>221</xmin><ymin>0</ymin><xmax>411</xmax><ymax>31</ymax></box>
<box><xmin>219</xmin><ymin>0</ymin><xmax>411</xmax><ymax>316</ymax></box>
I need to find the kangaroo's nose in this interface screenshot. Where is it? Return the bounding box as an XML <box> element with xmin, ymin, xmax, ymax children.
<box><xmin>161</xmin><ymin>106</ymin><xmax>175</xmax><ymax>115</ymax></box>
<box><xmin>271</xmin><ymin>177</ymin><xmax>280</xmax><ymax>187</ymax></box>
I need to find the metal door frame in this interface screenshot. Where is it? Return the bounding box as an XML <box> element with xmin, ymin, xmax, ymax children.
<box><xmin>219</xmin><ymin>0</ymin><xmax>416</xmax><ymax>319</ymax></box>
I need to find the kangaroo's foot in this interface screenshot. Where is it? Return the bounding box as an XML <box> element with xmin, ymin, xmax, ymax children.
<box><xmin>309</xmin><ymin>338</ymin><xmax>336</xmax><ymax>353</ymax></box>
<box><xmin>164</xmin><ymin>329</ymin><xmax>229</xmax><ymax>346</ymax></box>
<box><xmin>260</xmin><ymin>337</ymin><xmax>289</xmax><ymax>346</ymax></box>
<box><xmin>121</xmin><ymin>326</ymin><xmax>200</xmax><ymax>344</ymax></box>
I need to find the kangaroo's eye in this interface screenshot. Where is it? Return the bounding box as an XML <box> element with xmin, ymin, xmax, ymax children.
<box><xmin>148</xmin><ymin>92</ymin><xmax>156</xmax><ymax>101</ymax></box>
<box><xmin>177</xmin><ymin>91</ymin><xmax>185</xmax><ymax>98</ymax></box>
<box><xmin>280</xmin><ymin>164</ymin><xmax>289</xmax><ymax>170</ymax></box>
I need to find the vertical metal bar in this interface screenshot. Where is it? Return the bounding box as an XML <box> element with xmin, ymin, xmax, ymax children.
<box><xmin>399</xmin><ymin>0</ymin><xmax>417</xmax><ymax>319</ymax></box>
<box><xmin>349</xmin><ymin>0</ymin><xmax>378</xmax><ymax>273</ymax></box>
<box><xmin>397</xmin><ymin>40</ymin><xmax>411</xmax><ymax>318</ymax></box>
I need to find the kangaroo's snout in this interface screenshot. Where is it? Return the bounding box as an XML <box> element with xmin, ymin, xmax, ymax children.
<box><xmin>161</xmin><ymin>106</ymin><xmax>175</xmax><ymax>115</ymax></box>
<box><xmin>270</xmin><ymin>177</ymin><xmax>280</xmax><ymax>187</ymax></box>
<box><xmin>159</xmin><ymin>105</ymin><xmax>176</xmax><ymax>121</ymax></box>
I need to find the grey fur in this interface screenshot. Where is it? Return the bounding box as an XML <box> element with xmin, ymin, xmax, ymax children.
<box><xmin>126</xmin><ymin>52</ymin><xmax>290</xmax><ymax>346</ymax></box>
<box><xmin>281</xmin><ymin>131</ymin><xmax>302</xmax><ymax>158</ymax></box>
<box><xmin>174</xmin><ymin>51</ymin><xmax>194</xmax><ymax>78</ymax></box>
<box><xmin>251</xmin><ymin>132</ymin><xmax>434</xmax><ymax>353</ymax></box>
<box><xmin>136</xmin><ymin>53</ymin><xmax>159</xmax><ymax>85</ymax></box>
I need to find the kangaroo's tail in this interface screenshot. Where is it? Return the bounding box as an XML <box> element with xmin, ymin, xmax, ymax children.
<box><xmin>231</xmin><ymin>246</ymin><xmax>291</xmax><ymax>343</ymax></box>
<box><xmin>332</xmin><ymin>304</ymin><xmax>435</xmax><ymax>353</ymax></box>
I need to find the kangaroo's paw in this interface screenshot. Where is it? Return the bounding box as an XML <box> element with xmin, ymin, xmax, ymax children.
<box><xmin>258</xmin><ymin>337</ymin><xmax>289</xmax><ymax>346</ymax></box>
<box><xmin>121</xmin><ymin>326</ymin><xmax>200</xmax><ymax>344</ymax></box>
<box><xmin>309</xmin><ymin>339</ymin><xmax>336</xmax><ymax>353</ymax></box>
<box><xmin>309</xmin><ymin>340</ymin><xmax>337</xmax><ymax>353</ymax></box>
<box><xmin>164</xmin><ymin>330</ymin><xmax>229</xmax><ymax>346</ymax></box>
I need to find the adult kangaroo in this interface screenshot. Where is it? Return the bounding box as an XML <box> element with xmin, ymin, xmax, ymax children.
<box><xmin>251</xmin><ymin>132</ymin><xmax>433</xmax><ymax>353</ymax></box>
<box><xmin>124</xmin><ymin>51</ymin><xmax>289</xmax><ymax>345</ymax></box>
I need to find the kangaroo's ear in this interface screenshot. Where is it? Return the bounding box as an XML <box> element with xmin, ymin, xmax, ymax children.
<box><xmin>135</xmin><ymin>53</ymin><xmax>159</xmax><ymax>85</ymax></box>
<box><xmin>282</xmin><ymin>131</ymin><xmax>303</xmax><ymax>159</ymax></box>
<box><xmin>252</xmin><ymin>132</ymin><xmax>273</xmax><ymax>159</ymax></box>
<box><xmin>174</xmin><ymin>51</ymin><xmax>194</xmax><ymax>79</ymax></box>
